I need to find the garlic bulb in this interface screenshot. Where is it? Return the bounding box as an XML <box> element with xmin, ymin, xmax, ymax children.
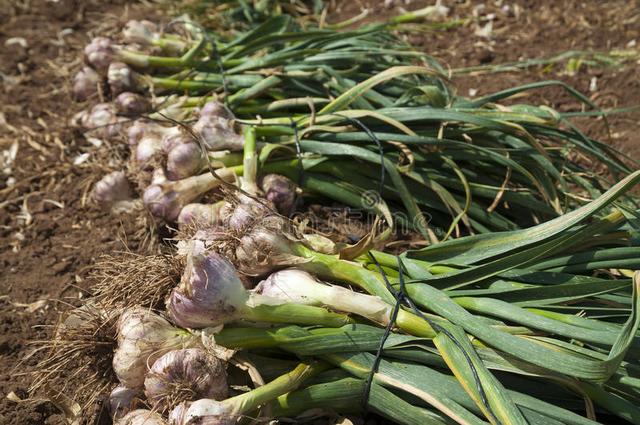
<box><xmin>193</xmin><ymin>102</ymin><xmax>244</xmax><ymax>151</ymax></box>
<box><xmin>73</xmin><ymin>66</ymin><xmax>101</xmax><ymax>101</ymax></box>
<box><xmin>177</xmin><ymin>202</ymin><xmax>225</xmax><ymax>228</ymax></box>
<box><xmin>260</xmin><ymin>174</ymin><xmax>297</xmax><ymax>216</ymax></box>
<box><xmin>115</xmin><ymin>92</ymin><xmax>150</xmax><ymax>115</ymax></box>
<box><xmin>109</xmin><ymin>385</ymin><xmax>141</xmax><ymax>421</ymax></box>
<box><xmin>93</xmin><ymin>171</ymin><xmax>133</xmax><ymax>205</ymax></box>
<box><xmin>198</xmin><ymin>102</ymin><xmax>233</xmax><ymax>120</ymax></box>
<box><xmin>122</xmin><ymin>20</ymin><xmax>186</xmax><ymax>54</ymax></box>
<box><xmin>234</xmin><ymin>220</ymin><xmax>298</xmax><ymax>276</ymax></box>
<box><xmin>81</xmin><ymin>103</ymin><xmax>124</xmax><ymax>138</ymax></box>
<box><xmin>108</xmin><ymin>62</ymin><xmax>140</xmax><ymax>95</ymax></box>
<box><xmin>145</xmin><ymin>348</ymin><xmax>228</xmax><ymax>412</ymax></box>
<box><xmin>167</xmin><ymin>252</ymin><xmax>249</xmax><ymax>329</ymax></box>
<box><xmin>84</xmin><ymin>37</ymin><xmax>116</xmax><ymax>72</ymax></box>
<box><xmin>135</xmin><ymin>135</ymin><xmax>163</xmax><ymax>170</ymax></box>
<box><xmin>166</xmin><ymin>142</ymin><xmax>204</xmax><ymax>180</ymax></box>
<box><xmin>122</xmin><ymin>20</ymin><xmax>159</xmax><ymax>46</ymax></box>
<box><xmin>161</xmin><ymin>133</ymin><xmax>192</xmax><ymax>153</ymax></box>
<box><xmin>115</xmin><ymin>409</ymin><xmax>167</xmax><ymax>425</ymax></box>
<box><xmin>128</xmin><ymin>120</ymin><xmax>180</xmax><ymax>147</ymax></box>
<box><xmin>113</xmin><ymin>307</ymin><xmax>196</xmax><ymax>388</ymax></box>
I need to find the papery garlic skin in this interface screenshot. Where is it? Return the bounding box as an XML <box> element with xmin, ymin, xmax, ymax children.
<box><xmin>128</xmin><ymin>121</ymin><xmax>180</xmax><ymax>147</ymax></box>
<box><xmin>167</xmin><ymin>253</ymin><xmax>249</xmax><ymax>329</ymax></box>
<box><xmin>143</xmin><ymin>170</ymin><xmax>236</xmax><ymax>222</ymax></box>
<box><xmin>162</xmin><ymin>133</ymin><xmax>191</xmax><ymax>153</ymax></box>
<box><xmin>221</xmin><ymin>194</ymin><xmax>272</xmax><ymax>232</ymax></box>
<box><xmin>198</xmin><ymin>102</ymin><xmax>233</xmax><ymax>120</ymax></box>
<box><xmin>109</xmin><ymin>385</ymin><xmax>141</xmax><ymax>421</ymax></box>
<box><xmin>144</xmin><ymin>348</ymin><xmax>228</xmax><ymax>412</ymax></box>
<box><xmin>143</xmin><ymin>184</ymin><xmax>182</xmax><ymax>222</ymax></box>
<box><xmin>115</xmin><ymin>409</ymin><xmax>167</xmax><ymax>425</ymax></box>
<box><xmin>113</xmin><ymin>307</ymin><xmax>196</xmax><ymax>389</ymax></box>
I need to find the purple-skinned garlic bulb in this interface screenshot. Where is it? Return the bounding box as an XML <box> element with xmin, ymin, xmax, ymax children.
<box><xmin>198</xmin><ymin>102</ymin><xmax>233</xmax><ymax>120</ymax></box>
<box><xmin>122</xmin><ymin>20</ymin><xmax>159</xmax><ymax>46</ymax></box>
<box><xmin>109</xmin><ymin>385</ymin><xmax>141</xmax><ymax>421</ymax></box>
<box><xmin>113</xmin><ymin>307</ymin><xmax>197</xmax><ymax>389</ymax></box>
<box><xmin>166</xmin><ymin>142</ymin><xmax>204</xmax><ymax>180</ymax></box>
<box><xmin>193</xmin><ymin>102</ymin><xmax>244</xmax><ymax>151</ymax></box>
<box><xmin>93</xmin><ymin>171</ymin><xmax>133</xmax><ymax>205</ymax></box>
<box><xmin>73</xmin><ymin>66</ymin><xmax>101</xmax><ymax>101</ymax></box>
<box><xmin>115</xmin><ymin>409</ymin><xmax>167</xmax><ymax>425</ymax></box>
<box><xmin>234</xmin><ymin>217</ymin><xmax>298</xmax><ymax>276</ymax></box>
<box><xmin>80</xmin><ymin>102</ymin><xmax>124</xmax><ymax>138</ymax></box>
<box><xmin>128</xmin><ymin>120</ymin><xmax>152</xmax><ymax>146</ymax></box>
<box><xmin>115</xmin><ymin>92</ymin><xmax>150</xmax><ymax>115</ymax></box>
<box><xmin>260</xmin><ymin>174</ymin><xmax>297</xmax><ymax>216</ymax></box>
<box><xmin>128</xmin><ymin>121</ymin><xmax>180</xmax><ymax>147</ymax></box>
<box><xmin>177</xmin><ymin>202</ymin><xmax>225</xmax><ymax>228</ymax></box>
<box><xmin>108</xmin><ymin>62</ymin><xmax>140</xmax><ymax>95</ymax></box>
<box><xmin>162</xmin><ymin>133</ymin><xmax>192</xmax><ymax>153</ymax></box>
<box><xmin>167</xmin><ymin>252</ymin><xmax>249</xmax><ymax>329</ymax></box>
<box><xmin>219</xmin><ymin>193</ymin><xmax>273</xmax><ymax>232</ymax></box>
<box><xmin>144</xmin><ymin>348</ymin><xmax>227</xmax><ymax>412</ymax></box>
<box><xmin>84</xmin><ymin>37</ymin><xmax>116</xmax><ymax>73</ymax></box>
<box><xmin>122</xmin><ymin>20</ymin><xmax>186</xmax><ymax>54</ymax></box>
<box><xmin>135</xmin><ymin>135</ymin><xmax>164</xmax><ymax>170</ymax></box>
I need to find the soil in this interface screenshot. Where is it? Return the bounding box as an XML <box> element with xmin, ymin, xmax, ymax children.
<box><xmin>0</xmin><ymin>0</ymin><xmax>638</xmax><ymax>424</ymax></box>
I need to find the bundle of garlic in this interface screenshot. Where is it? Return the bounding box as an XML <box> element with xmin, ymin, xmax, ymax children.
<box><xmin>41</xmin><ymin>4</ymin><xmax>640</xmax><ymax>425</ymax></box>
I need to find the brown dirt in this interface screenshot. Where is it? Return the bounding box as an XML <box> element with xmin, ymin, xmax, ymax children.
<box><xmin>0</xmin><ymin>0</ymin><xmax>638</xmax><ymax>424</ymax></box>
<box><xmin>0</xmin><ymin>1</ymin><xmax>164</xmax><ymax>423</ymax></box>
<box><xmin>337</xmin><ymin>0</ymin><xmax>640</xmax><ymax>161</ymax></box>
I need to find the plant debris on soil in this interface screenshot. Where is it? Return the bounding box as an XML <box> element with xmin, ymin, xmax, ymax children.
<box><xmin>0</xmin><ymin>0</ymin><xmax>638</xmax><ymax>423</ymax></box>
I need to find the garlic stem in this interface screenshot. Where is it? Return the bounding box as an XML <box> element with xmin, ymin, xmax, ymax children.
<box><xmin>225</xmin><ymin>362</ymin><xmax>327</xmax><ymax>415</ymax></box>
<box><xmin>241</xmin><ymin>126</ymin><xmax>259</xmax><ymax>194</ymax></box>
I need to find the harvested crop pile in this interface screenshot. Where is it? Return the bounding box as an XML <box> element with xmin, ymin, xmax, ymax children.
<box><xmin>3</xmin><ymin>1</ymin><xmax>639</xmax><ymax>424</ymax></box>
